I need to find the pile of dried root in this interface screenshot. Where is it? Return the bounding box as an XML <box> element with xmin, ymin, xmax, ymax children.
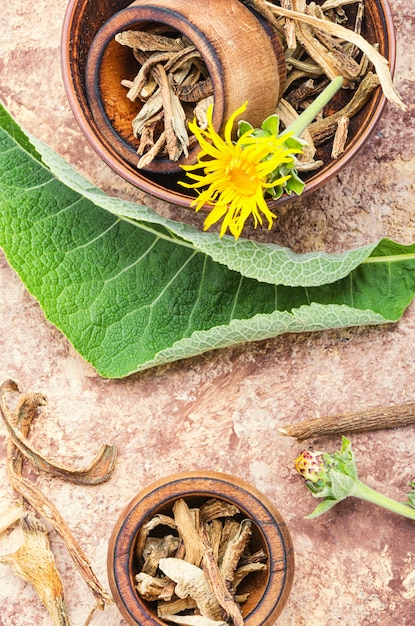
<box><xmin>134</xmin><ymin>497</ymin><xmax>268</xmax><ymax>626</ymax></box>
<box><xmin>0</xmin><ymin>380</ymin><xmax>116</xmax><ymax>626</ymax></box>
<box><xmin>114</xmin><ymin>0</ymin><xmax>404</xmax><ymax>171</ymax></box>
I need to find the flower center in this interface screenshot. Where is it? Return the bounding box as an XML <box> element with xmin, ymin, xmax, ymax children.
<box><xmin>227</xmin><ymin>157</ymin><xmax>259</xmax><ymax>196</ymax></box>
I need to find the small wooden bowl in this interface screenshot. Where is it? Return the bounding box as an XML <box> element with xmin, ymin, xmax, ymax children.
<box><xmin>62</xmin><ymin>0</ymin><xmax>396</xmax><ymax>208</ymax></box>
<box><xmin>107</xmin><ymin>471</ymin><xmax>295</xmax><ymax>625</ymax></box>
<box><xmin>84</xmin><ymin>0</ymin><xmax>286</xmax><ymax>175</ymax></box>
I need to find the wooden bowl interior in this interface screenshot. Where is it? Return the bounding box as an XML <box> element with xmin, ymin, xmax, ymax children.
<box><xmin>62</xmin><ymin>0</ymin><xmax>395</xmax><ymax>207</ymax></box>
<box><xmin>86</xmin><ymin>19</ymin><xmax>204</xmax><ymax>174</ymax></box>
<box><xmin>107</xmin><ymin>474</ymin><xmax>294</xmax><ymax>626</ymax></box>
<box><xmin>130</xmin><ymin>494</ymin><xmax>269</xmax><ymax>618</ymax></box>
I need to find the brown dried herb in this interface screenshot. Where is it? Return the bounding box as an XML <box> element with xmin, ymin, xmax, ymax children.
<box><xmin>279</xmin><ymin>401</ymin><xmax>415</xmax><ymax>441</ymax></box>
<box><xmin>134</xmin><ymin>497</ymin><xmax>267</xmax><ymax>625</ymax></box>
<box><xmin>0</xmin><ymin>380</ymin><xmax>115</xmax><ymax>622</ymax></box>
<box><xmin>0</xmin><ymin>513</ymin><xmax>70</xmax><ymax>626</ymax></box>
<box><xmin>116</xmin><ymin>29</ymin><xmax>210</xmax><ymax>167</ymax></box>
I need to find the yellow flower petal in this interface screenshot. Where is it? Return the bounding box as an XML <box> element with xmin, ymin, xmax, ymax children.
<box><xmin>179</xmin><ymin>103</ymin><xmax>303</xmax><ymax>239</ymax></box>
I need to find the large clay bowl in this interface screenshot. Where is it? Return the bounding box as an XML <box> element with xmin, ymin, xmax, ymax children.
<box><xmin>62</xmin><ymin>0</ymin><xmax>396</xmax><ymax>209</ymax></box>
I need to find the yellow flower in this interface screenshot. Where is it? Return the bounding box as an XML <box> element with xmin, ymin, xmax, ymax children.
<box><xmin>180</xmin><ymin>103</ymin><xmax>295</xmax><ymax>240</ymax></box>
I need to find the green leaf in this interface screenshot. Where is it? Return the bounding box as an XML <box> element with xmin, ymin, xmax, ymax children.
<box><xmin>237</xmin><ymin>120</ymin><xmax>254</xmax><ymax>136</ymax></box>
<box><xmin>1</xmin><ymin>103</ymin><xmax>415</xmax><ymax>378</ymax></box>
<box><xmin>261</xmin><ymin>114</ymin><xmax>280</xmax><ymax>136</ymax></box>
<box><xmin>330</xmin><ymin>470</ymin><xmax>356</xmax><ymax>500</ymax></box>
<box><xmin>26</xmin><ymin>130</ymin><xmax>384</xmax><ymax>289</ymax></box>
<box><xmin>305</xmin><ymin>498</ymin><xmax>339</xmax><ymax>519</ymax></box>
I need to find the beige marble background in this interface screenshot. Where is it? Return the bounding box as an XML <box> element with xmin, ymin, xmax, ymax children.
<box><xmin>1</xmin><ymin>0</ymin><xmax>415</xmax><ymax>624</ymax></box>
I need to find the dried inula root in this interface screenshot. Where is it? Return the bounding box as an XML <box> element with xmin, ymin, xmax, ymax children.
<box><xmin>134</xmin><ymin>497</ymin><xmax>268</xmax><ymax>625</ymax></box>
<box><xmin>115</xmin><ymin>29</ymin><xmax>212</xmax><ymax>168</ymax></box>
<box><xmin>0</xmin><ymin>513</ymin><xmax>70</xmax><ymax>626</ymax></box>
<box><xmin>112</xmin><ymin>1</ymin><xmax>405</xmax><ymax>177</ymax></box>
<box><xmin>279</xmin><ymin>400</ymin><xmax>415</xmax><ymax>441</ymax></box>
<box><xmin>0</xmin><ymin>380</ymin><xmax>116</xmax><ymax>622</ymax></box>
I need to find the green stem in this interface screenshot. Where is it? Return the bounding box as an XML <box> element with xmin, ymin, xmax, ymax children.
<box><xmin>354</xmin><ymin>479</ymin><xmax>415</xmax><ymax>520</ymax></box>
<box><xmin>283</xmin><ymin>75</ymin><xmax>344</xmax><ymax>138</ymax></box>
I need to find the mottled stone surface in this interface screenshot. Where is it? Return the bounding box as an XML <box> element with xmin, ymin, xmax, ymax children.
<box><xmin>0</xmin><ymin>1</ymin><xmax>415</xmax><ymax>625</ymax></box>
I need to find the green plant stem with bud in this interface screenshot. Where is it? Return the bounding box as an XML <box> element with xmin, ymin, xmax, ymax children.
<box><xmin>295</xmin><ymin>436</ymin><xmax>415</xmax><ymax>520</ymax></box>
<box><xmin>235</xmin><ymin>76</ymin><xmax>345</xmax><ymax>203</ymax></box>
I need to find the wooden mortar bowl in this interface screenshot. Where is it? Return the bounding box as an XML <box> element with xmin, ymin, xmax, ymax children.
<box><xmin>84</xmin><ymin>0</ymin><xmax>286</xmax><ymax>175</ymax></box>
<box><xmin>62</xmin><ymin>0</ymin><xmax>396</xmax><ymax>208</ymax></box>
<box><xmin>107</xmin><ymin>471</ymin><xmax>295</xmax><ymax>625</ymax></box>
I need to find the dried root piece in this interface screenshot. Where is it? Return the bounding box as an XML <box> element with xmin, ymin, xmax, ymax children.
<box><xmin>331</xmin><ymin>114</ymin><xmax>350</xmax><ymax>158</ymax></box>
<box><xmin>0</xmin><ymin>513</ymin><xmax>70</xmax><ymax>626</ymax></box>
<box><xmin>175</xmin><ymin>77</ymin><xmax>213</xmax><ymax>102</ymax></box>
<box><xmin>135</xmin><ymin>573</ymin><xmax>173</xmax><ymax>601</ymax></box>
<box><xmin>199</xmin><ymin>498</ymin><xmax>240</xmax><ymax>523</ymax></box>
<box><xmin>115</xmin><ymin>30</ymin><xmax>184</xmax><ymax>53</ymax></box>
<box><xmin>157</xmin><ymin>596</ymin><xmax>196</xmax><ymax>618</ymax></box>
<box><xmin>0</xmin><ymin>380</ymin><xmax>116</xmax><ymax>485</ymax></box>
<box><xmin>205</xmin><ymin>518</ymin><xmax>223</xmax><ymax>562</ymax></box>
<box><xmin>141</xmin><ymin>535</ymin><xmax>180</xmax><ymax>575</ymax></box>
<box><xmin>278</xmin><ymin>400</ymin><xmax>415</xmax><ymax>441</ymax></box>
<box><xmin>233</xmin><ymin>562</ymin><xmax>268</xmax><ymax>590</ymax></box>
<box><xmin>173</xmin><ymin>498</ymin><xmax>205</xmax><ymax>566</ymax></box>
<box><xmin>159</xmin><ymin>558</ymin><xmax>224</xmax><ymax>621</ymax></box>
<box><xmin>163</xmin><ymin>615</ymin><xmax>228</xmax><ymax>626</ymax></box>
<box><xmin>194</xmin><ymin>96</ymin><xmax>214</xmax><ymax>130</ymax></box>
<box><xmin>0</xmin><ymin>502</ymin><xmax>24</xmax><ymax>534</ymax></box>
<box><xmin>281</xmin><ymin>0</ymin><xmax>297</xmax><ymax>50</ymax></box>
<box><xmin>199</xmin><ymin>524</ymin><xmax>244</xmax><ymax>626</ymax></box>
<box><xmin>219</xmin><ymin>520</ymin><xmax>253</xmax><ymax>587</ymax></box>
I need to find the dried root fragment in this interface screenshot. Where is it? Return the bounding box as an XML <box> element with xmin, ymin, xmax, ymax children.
<box><xmin>141</xmin><ymin>535</ymin><xmax>180</xmax><ymax>575</ymax></box>
<box><xmin>331</xmin><ymin>114</ymin><xmax>350</xmax><ymax>158</ymax></box>
<box><xmin>116</xmin><ymin>28</ymin><xmax>211</xmax><ymax>167</ymax></box>
<box><xmin>194</xmin><ymin>96</ymin><xmax>214</xmax><ymax>130</ymax></box>
<box><xmin>135</xmin><ymin>572</ymin><xmax>173</xmax><ymax>601</ymax></box>
<box><xmin>159</xmin><ymin>558</ymin><xmax>224</xmax><ymax>621</ymax></box>
<box><xmin>199</xmin><ymin>498</ymin><xmax>240</xmax><ymax>523</ymax></box>
<box><xmin>0</xmin><ymin>502</ymin><xmax>24</xmax><ymax>534</ymax></box>
<box><xmin>115</xmin><ymin>30</ymin><xmax>184</xmax><ymax>53</ymax></box>
<box><xmin>233</xmin><ymin>562</ymin><xmax>268</xmax><ymax>590</ymax></box>
<box><xmin>0</xmin><ymin>380</ymin><xmax>114</xmax><ymax>617</ymax></box>
<box><xmin>0</xmin><ymin>380</ymin><xmax>116</xmax><ymax>485</ymax></box>
<box><xmin>134</xmin><ymin>497</ymin><xmax>267</xmax><ymax>625</ymax></box>
<box><xmin>199</xmin><ymin>523</ymin><xmax>244</xmax><ymax>626</ymax></box>
<box><xmin>173</xmin><ymin>498</ymin><xmax>205</xmax><ymax>566</ymax></box>
<box><xmin>163</xmin><ymin>615</ymin><xmax>228</xmax><ymax>626</ymax></box>
<box><xmin>219</xmin><ymin>520</ymin><xmax>253</xmax><ymax>586</ymax></box>
<box><xmin>157</xmin><ymin>596</ymin><xmax>196</xmax><ymax>618</ymax></box>
<box><xmin>0</xmin><ymin>513</ymin><xmax>70</xmax><ymax>626</ymax></box>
